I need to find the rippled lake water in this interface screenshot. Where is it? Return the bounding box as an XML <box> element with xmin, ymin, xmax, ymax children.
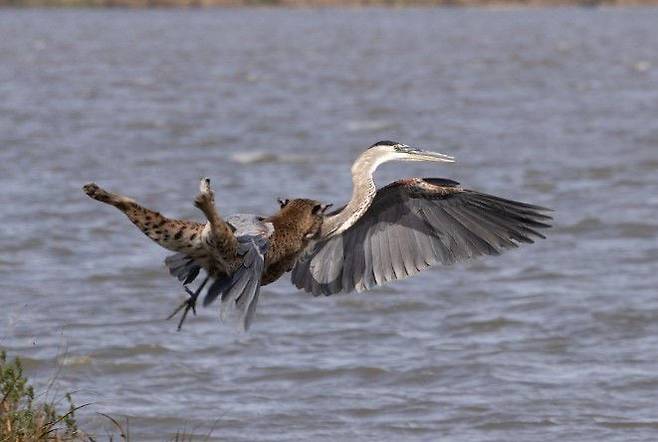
<box><xmin>1</xmin><ymin>7</ymin><xmax>658</xmax><ymax>441</ymax></box>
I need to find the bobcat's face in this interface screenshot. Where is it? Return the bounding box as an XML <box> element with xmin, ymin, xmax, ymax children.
<box><xmin>277</xmin><ymin>198</ymin><xmax>330</xmax><ymax>241</ymax></box>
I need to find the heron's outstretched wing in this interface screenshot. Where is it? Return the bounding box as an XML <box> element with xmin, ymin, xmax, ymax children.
<box><xmin>291</xmin><ymin>178</ymin><xmax>552</xmax><ymax>296</ymax></box>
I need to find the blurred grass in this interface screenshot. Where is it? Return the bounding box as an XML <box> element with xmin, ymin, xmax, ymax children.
<box><xmin>1</xmin><ymin>350</ymin><xmax>211</xmax><ymax>442</ymax></box>
<box><xmin>1</xmin><ymin>350</ymin><xmax>89</xmax><ymax>442</ymax></box>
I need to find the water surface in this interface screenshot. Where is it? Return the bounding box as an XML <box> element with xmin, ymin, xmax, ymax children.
<box><xmin>1</xmin><ymin>8</ymin><xmax>658</xmax><ymax>441</ymax></box>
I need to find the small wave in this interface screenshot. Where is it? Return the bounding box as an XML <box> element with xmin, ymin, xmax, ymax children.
<box><xmin>243</xmin><ymin>366</ymin><xmax>389</xmax><ymax>384</ymax></box>
<box><xmin>84</xmin><ymin>273</ymin><xmax>118</xmax><ymax>283</ymax></box>
<box><xmin>94</xmin><ymin>361</ymin><xmax>154</xmax><ymax>374</ymax></box>
<box><xmin>476</xmin><ymin>419</ymin><xmax>557</xmax><ymax>430</ymax></box>
<box><xmin>633</xmin><ymin>61</ymin><xmax>651</xmax><ymax>73</ymax></box>
<box><xmin>91</xmin><ymin>343</ymin><xmax>170</xmax><ymax>358</ymax></box>
<box><xmin>556</xmin><ymin>217</ymin><xmax>604</xmax><ymax>234</ymax></box>
<box><xmin>616</xmin><ymin>222</ymin><xmax>658</xmax><ymax>239</ymax></box>
<box><xmin>230</xmin><ymin>151</ymin><xmax>309</xmax><ymax>165</ymax></box>
<box><xmin>556</xmin><ymin>217</ymin><xmax>658</xmax><ymax>239</ymax></box>
<box><xmin>494</xmin><ymin>269</ymin><xmax>566</xmax><ymax>283</ymax></box>
<box><xmin>606</xmin><ymin>377</ymin><xmax>658</xmax><ymax>392</ymax></box>
<box><xmin>49</xmin><ymin>246</ymin><xmax>75</xmax><ymax>257</ymax></box>
<box><xmin>385</xmin><ymin>367</ymin><xmax>444</xmax><ymax>387</ymax></box>
<box><xmin>597</xmin><ymin>420</ymin><xmax>658</xmax><ymax>429</ymax></box>
<box><xmin>452</xmin><ymin>317</ymin><xmax>527</xmax><ymax>333</ymax></box>
<box><xmin>0</xmin><ymin>257</ymin><xmax>21</xmax><ymax>267</ymax></box>
<box><xmin>592</xmin><ymin>308</ymin><xmax>658</xmax><ymax>328</ymax></box>
<box><xmin>346</xmin><ymin>120</ymin><xmax>396</xmax><ymax>132</ymax></box>
<box><xmin>0</xmin><ymin>355</ymin><xmax>47</xmax><ymax>371</ymax></box>
<box><xmin>372</xmin><ymin>301</ymin><xmax>430</xmax><ymax>315</ymax></box>
<box><xmin>57</xmin><ymin>355</ymin><xmax>92</xmax><ymax>367</ymax></box>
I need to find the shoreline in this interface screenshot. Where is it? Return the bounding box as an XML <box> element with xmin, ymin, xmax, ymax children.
<box><xmin>2</xmin><ymin>0</ymin><xmax>658</xmax><ymax>7</ymax></box>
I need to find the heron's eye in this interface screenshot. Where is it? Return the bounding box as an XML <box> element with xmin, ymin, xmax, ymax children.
<box><xmin>277</xmin><ymin>198</ymin><xmax>289</xmax><ymax>208</ymax></box>
<box><xmin>312</xmin><ymin>204</ymin><xmax>322</xmax><ymax>214</ymax></box>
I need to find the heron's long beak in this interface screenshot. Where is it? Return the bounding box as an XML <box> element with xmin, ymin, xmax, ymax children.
<box><xmin>408</xmin><ymin>148</ymin><xmax>455</xmax><ymax>163</ymax></box>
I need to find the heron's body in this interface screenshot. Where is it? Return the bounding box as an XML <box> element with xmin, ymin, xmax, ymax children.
<box><xmin>84</xmin><ymin>140</ymin><xmax>552</xmax><ymax>330</ymax></box>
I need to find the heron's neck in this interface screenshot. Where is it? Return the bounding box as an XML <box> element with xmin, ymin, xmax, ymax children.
<box><xmin>321</xmin><ymin>152</ymin><xmax>383</xmax><ymax>237</ymax></box>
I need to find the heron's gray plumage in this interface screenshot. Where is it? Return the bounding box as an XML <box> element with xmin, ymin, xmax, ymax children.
<box><xmin>214</xmin><ymin>234</ymin><xmax>267</xmax><ymax>330</ymax></box>
<box><xmin>165</xmin><ymin>253</ymin><xmax>202</xmax><ymax>284</ymax></box>
<box><xmin>166</xmin><ymin>215</ymin><xmax>271</xmax><ymax>330</ymax></box>
<box><xmin>291</xmin><ymin>178</ymin><xmax>551</xmax><ymax>296</ymax></box>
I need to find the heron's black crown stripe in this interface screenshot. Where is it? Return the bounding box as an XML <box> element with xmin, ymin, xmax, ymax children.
<box><xmin>369</xmin><ymin>140</ymin><xmax>399</xmax><ymax>148</ymax></box>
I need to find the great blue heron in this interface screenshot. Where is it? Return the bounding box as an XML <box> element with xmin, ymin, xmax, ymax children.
<box><xmin>83</xmin><ymin>140</ymin><xmax>551</xmax><ymax>330</ymax></box>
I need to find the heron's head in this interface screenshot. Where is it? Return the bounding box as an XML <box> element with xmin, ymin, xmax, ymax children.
<box><xmin>366</xmin><ymin>140</ymin><xmax>455</xmax><ymax>165</ymax></box>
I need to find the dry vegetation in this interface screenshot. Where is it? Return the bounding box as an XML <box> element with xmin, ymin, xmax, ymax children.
<box><xmin>1</xmin><ymin>350</ymin><xmax>205</xmax><ymax>442</ymax></box>
<box><xmin>0</xmin><ymin>350</ymin><xmax>89</xmax><ymax>442</ymax></box>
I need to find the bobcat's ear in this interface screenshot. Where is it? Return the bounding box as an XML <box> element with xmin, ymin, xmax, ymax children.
<box><xmin>312</xmin><ymin>203</ymin><xmax>332</xmax><ymax>215</ymax></box>
<box><xmin>277</xmin><ymin>198</ymin><xmax>289</xmax><ymax>208</ymax></box>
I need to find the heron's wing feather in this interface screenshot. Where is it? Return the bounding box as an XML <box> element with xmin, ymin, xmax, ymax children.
<box><xmin>205</xmin><ymin>234</ymin><xmax>267</xmax><ymax>330</ymax></box>
<box><xmin>164</xmin><ymin>214</ymin><xmax>272</xmax><ymax>285</ymax></box>
<box><xmin>165</xmin><ymin>250</ymin><xmax>213</xmax><ymax>285</ymax></box>
<box><xmin>291</xmin><ymin>178</ymin><xmax>551</xmax><ymax>296</ymax></box>
<box><xmin>165</xmin><ymin>214</ymin><xmax>271</xmax><ymax>330</ymax></box>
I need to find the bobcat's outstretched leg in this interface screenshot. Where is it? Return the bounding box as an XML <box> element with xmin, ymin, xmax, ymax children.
<box><xmin>194</xmin><ymin>178</ymin><xmax>238</xmax><ymax>265</ymax></box>
<box><xmin>83</xmin><ymin>182</ymin><xmax>204</xmax><ymax>255</ymax></box>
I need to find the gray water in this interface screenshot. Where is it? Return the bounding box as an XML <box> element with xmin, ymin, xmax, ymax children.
<box><xmin>1</xmin><ymin>7</ymin><xmax>658</xmax><ymax>441</ymax></box>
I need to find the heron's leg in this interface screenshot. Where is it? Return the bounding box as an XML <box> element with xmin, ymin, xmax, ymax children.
<box><xmin>194</xmin><ymin>178</ymin><xmax>238</xmax><ymax>262</ymax></box>
<box><xmin>83</xmin><ymin>183</ymin><xmax>204</xmax><ymax>254</ymax></box>
<box><xmin>167</xmin><ymin>275</ymin><xmax>210</xmax><ymax>331</ymax></box>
